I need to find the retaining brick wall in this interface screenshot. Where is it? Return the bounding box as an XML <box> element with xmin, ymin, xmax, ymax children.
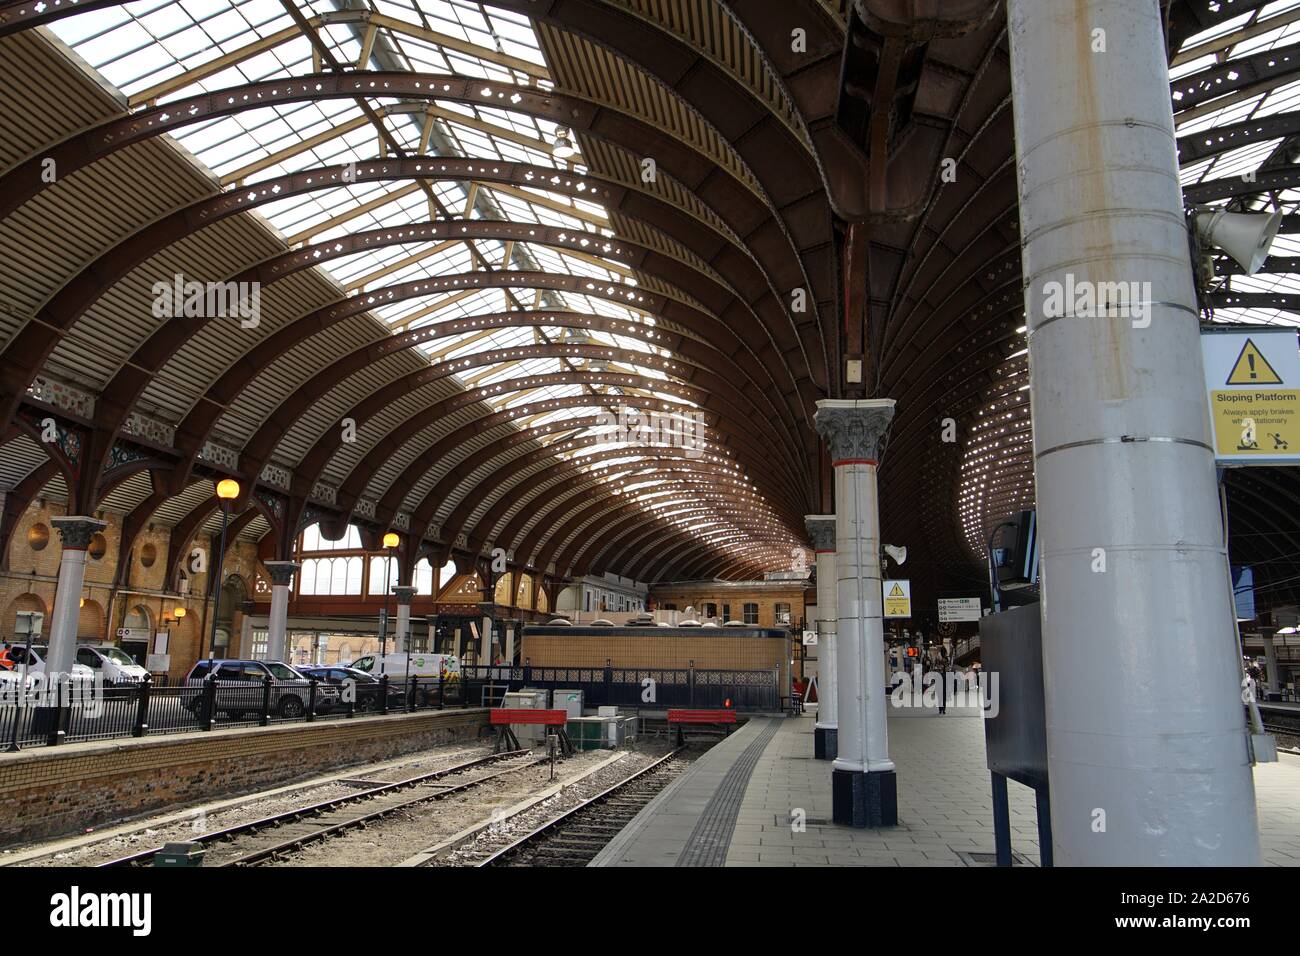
<box><xmin>0</xmin><ymin>708</ymin><xmax>490</xmax><ymax>848</ymax></box>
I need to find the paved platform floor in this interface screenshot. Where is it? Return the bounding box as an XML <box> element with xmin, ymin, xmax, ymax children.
<box><xmin>592</xmin><ymin>706</ymin><xmax>1300</xmax><ymax>867</ymax></box>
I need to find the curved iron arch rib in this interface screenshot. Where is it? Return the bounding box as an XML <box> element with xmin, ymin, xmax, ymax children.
<box><xmin>285</xmin><ymin>346</ymin><xmax>800</xmax><ymax>521</ymax></box>
<box><xmin>477</xmin><ymin>0</ymin><xmax>833</xmax><ymax>390</ymax></box>
<box><xmin>94</xmin><ymin>219</ymin><xmax>800</xmax><ymax>489</ymax></box>
<box><xmin>384</xmin><ymin>414</ymin><xmax>781</xmax><ymax>539</ymax></box>
<box><xmin>532</xmin><ymin>479</ymin><xmax>785</xmax><ymax>578</ymax></box>
<box><xmin>499</xmin><ymin>466</ymin><xmax>782</xmax><ymax>572</ymax></box>
<box><xmin>222</xmin><ymin>289</ymin><xmax>801</xmax><ymax>495</ymax></box>
<box><xmin>472</xmin><ymin>459</ymin><xmax>784</xmax><ymax>567</ymax></box>
<box><xmin>0</xmin><ymin>77</ymin><xmax>815</xmax><ymax>425</ymax></box>
<box><xmin>459</xmin><ymin>448</ymin><xmax>778</xmax><ymax>563</ymax></box>
<box><xmin>544</xmin><ymin>491</ymin><xmax>766</xmax><ymax>578</ymax></box>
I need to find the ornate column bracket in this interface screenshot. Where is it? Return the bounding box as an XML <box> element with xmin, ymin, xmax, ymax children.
<box><xmin>51</xmin><ymin>516</ymin><xmax>106</xmax><ymax>550</ymax></box>
<box><xmin>813</xmin><ymin>399</ymin><xmax>895</xmax><ymax>465</ymax></box>
<box><xmin>805</xmin><ymin>514</ymin><xmax>836</xmax><ymax>552</ymax></box>
<box><xmin>263</xmin><ymin>560</ymin><xmax>300</xmax><ymax>586</ymax></box>
<box><xmin>392</xmin><ymin>586</ymin><xmax>417</xmax><ymax>606</ymax></box>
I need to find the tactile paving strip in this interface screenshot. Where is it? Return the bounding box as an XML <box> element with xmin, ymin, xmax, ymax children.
<box><xmin>675</xmin><ymin>719</ymin><xmax>781</xmax><ymax>867</ymax></box>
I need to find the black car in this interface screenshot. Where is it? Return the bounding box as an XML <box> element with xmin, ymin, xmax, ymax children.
<box><xmin>297</xmin><ymin>666</ymin><xmax>404</xmax><ymax>712</ymax></box>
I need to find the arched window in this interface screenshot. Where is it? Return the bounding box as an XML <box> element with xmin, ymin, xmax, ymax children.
<box><xmin>298</xmin><ymin>559</ymin><xmax>316</xmax><ymax>595</ymax></box>
<box><xmin>345</xmin><ymin>557</ymin><xmax>363</xmax><ymax>595</ymax></box>
<box><xmin>330</xmin><ymin>557</ymin><xmax>347</xmax><ymax>594</ymax></box>
<box><xmin>438</xmin><ymin>560</ymin><xmax>457</xmax><ymax>592</ymax></box>
<box><xmin>302</xmin><ymin>524</ymin><xmax>322</xmax><ymax>552</ymax></box>
<box><xmin>414</xmin><ymin>558</ymin><xmax>434</xmax><ymax>595</ymax></box>
<box><xmin>368</xmin><ymin>556</ymin><xmax>397</xmax><ymax>595</ymax></box>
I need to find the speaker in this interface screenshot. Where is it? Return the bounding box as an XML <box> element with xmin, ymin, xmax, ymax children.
<box><xmin>883</xmin><ymin>544</ymin><xmax>908</xmax><ymax>566</ymax></box>
<box><xmin>1193</xmin><ymin>209</ymin><xmax>1282</xmax><ymax>276</ymax></box>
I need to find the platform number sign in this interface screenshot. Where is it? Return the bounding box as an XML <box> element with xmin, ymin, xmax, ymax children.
<box><xmin>1202</xmin><ymin>327</ymin><xmax>1300</xmax><ymax>465</ymax></box>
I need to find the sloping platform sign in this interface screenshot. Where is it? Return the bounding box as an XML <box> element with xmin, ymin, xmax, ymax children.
<box><xmin>1202</xmin><ymin>326</ymin><xmax>1300</xmax><ymax>465</ymax></box>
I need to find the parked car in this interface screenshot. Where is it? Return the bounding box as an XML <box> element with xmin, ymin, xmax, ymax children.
<box><xmin>297</xmin><ymin>665</ymin><xmax>404</xmax><ymax>711</ymax></box>
<box><xmin>75</xmin><ymin>644</ymin><xmax>149</xmax><ymax>684</ymax></box>
<box><xmin>183</xmin><ymin>659</ymin><xmax>339</xmax><ymax>720</ymax></box>
<box><xmin>6</xmin><ymin>644</ymin><xmax>94</xmax><ymax>682</ymax></box>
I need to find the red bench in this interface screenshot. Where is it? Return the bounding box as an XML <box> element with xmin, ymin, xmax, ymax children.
<box><xmin>667</xmin><ymin>708</ymin><xmax>737</xmax><ymax>745</ymax></box>
<box><xmin>490</xmin><ymin>708</ymin><xmax>573</xmax><ymax>755</ymax></box>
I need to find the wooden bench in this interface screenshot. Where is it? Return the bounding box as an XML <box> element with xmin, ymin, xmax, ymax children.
<box><xmin>490</xmin><ymin>708</ymin><xmax>573</xmax><ymax>755</ymax></box>
<box><xmin>667</xmin><ymin>708</ymin><xmax>737</xmax><ymax>746</ymax></box>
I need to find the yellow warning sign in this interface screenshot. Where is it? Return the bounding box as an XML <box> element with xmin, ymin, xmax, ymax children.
<box><xmin>1225</xmin><ymin>339</ymin><xmax>1284</xmax><ymax>385</ymax></box>
<box><xmin>883</xmin><ymin>579</ymin><xmax>911</xmax><ymax>619</ymax></box>
<box><xmin>1209</xmin><ymin>390</ymin><xmax>1298</xmax><ymax>456</ymax></box>
<box><xmin>1204</xmin><ymin>328</ymin><xmax>1300</xmax><ymax>464</ymax></box>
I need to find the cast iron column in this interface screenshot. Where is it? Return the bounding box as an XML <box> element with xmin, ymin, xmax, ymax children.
<box><xmin>1008</xmin><ymin>0</ymin><xmax>1260</xmax><ymax>864</ymax></box>
<box><xmin>46</xmin><ymin>517</ymin><xmax>106</xmax><ymax>677</ymax></box>
<box><xmin>393</xmin><ymin>586</ymin><xmax>416</xmax><ymax>652</ymax></box>
<box><xmin>814</xmin><ymin>399</ymin><xmax>897</xmax><ymax>826</ymax></box>
<box><xmin>806</xmin><ymin>515</ymin><xmax>838</xmax><ymax>760</ymax></box>
<box><xmin>264</xmin><ymin>561</ymin><xmax>299</xmax><ymax>662</ymax></box>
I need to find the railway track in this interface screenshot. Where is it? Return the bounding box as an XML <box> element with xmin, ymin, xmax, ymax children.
<box><xmin>98</xmin><ymin>749</ymin><xmax>546</xmax><ymax>868</ymax></box>
<box><xmin>452</xmin><ymin>748</ymin><xmax>687</xmax><ymax>867</ymax></box>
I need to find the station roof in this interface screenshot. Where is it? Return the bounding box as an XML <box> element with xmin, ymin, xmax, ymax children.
<box><xmin>0</xmin><ymin>0</ymin><xmax>1296</xmax><ymax>612</ymax></box>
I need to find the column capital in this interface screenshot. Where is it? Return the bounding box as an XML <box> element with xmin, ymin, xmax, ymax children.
<box><xmin>50</xmin><ymin>516</ymin><xmax>106</xmax><ymax>551</ymax></box>
<box><xmin>814</xmin><ymin>399</ymin><xmax>895</xmax><ymax>465</ymax></box>
<box><xmin>263</xmin><ymin>560</ymin><xmax>300</xmax><ymax>586</ymax></box>
<box><xmin>804</xmin><ymin>515</ymin><xmax>836</xmax><ymax>552</ymax></box>
<box><xmin>392</xmin><ymin>585</ymin><xmax>417</xmax><ymax>605</ymax></box>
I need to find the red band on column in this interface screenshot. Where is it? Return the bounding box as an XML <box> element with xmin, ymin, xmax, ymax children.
<box><xmin>831</xmin><ymin>458</ymin><xmax>877</xmax><ymax>467</ymax></box>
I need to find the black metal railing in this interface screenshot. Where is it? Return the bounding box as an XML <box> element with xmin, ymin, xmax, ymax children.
<box><xmin>0</xmin><ymin>672</ymin><xmax>497</xmax><ymax>750</ymax></box>
<box><xmin>0</xmin><ymin>661</ymin><xmax>781</xmax><ymax>751</ymax></box>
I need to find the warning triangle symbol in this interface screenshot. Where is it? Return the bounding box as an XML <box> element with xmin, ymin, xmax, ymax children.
<box><xmin>888</xmin><ymin>583</ymin><xmax>905</xmax><ymax>597</ymax></box>
<box><xmin>1226</xmin><ymin>339</ymin><xmax>1284</xmax><ymax>385</ymax></box>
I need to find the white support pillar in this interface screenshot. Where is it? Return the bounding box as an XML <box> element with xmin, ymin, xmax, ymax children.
<box><xmin>1008</xmin><ymin>0</ymin><xmax>1260</xmax><ymax>865</ymax></box>
<box><xmin>47</xmin><ymin>517</ymin><xmax>106</xmax><ymax>677</ymax></box>
<box><xmin>1262</xmin><ymin>629</ymin><xmax>1279</xmax><ymax>699</ymax></box>
<box><xmin>393</xmin><ymin>586</ymin><xmax>416</xmax><ymax>652</ymax></box>
<box><xmin>814</xmin><ymin>400</ymin><xmax>897</xmax><ymax>827</ymax></box>
<box><xmin>264</xmin><ymin>561</ymin><xmax>299</xmax><ymax>663</ymax></box>
<box><xmin>806</xmin><ymin>515</ymin><xmax>838</xmax><ymax>760</ymax></box>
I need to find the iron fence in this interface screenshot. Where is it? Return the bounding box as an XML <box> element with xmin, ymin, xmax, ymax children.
<box><xmin>0</xmin><ymin>661</ymin><xmax>780</xmax><ymax>751</ymax></box>
<box><xmin>0</xmin><ymin>673</ymin><xmax>498</xmax><ymax>750</ymax></box>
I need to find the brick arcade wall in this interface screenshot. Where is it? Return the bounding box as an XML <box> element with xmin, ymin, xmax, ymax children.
<box><xmin>0</xmin><ymin>708</ymin><xmax>490</xmax><ymax>847</ymax></box>
<box><xmin>0</xmin><ymin>496</ymin><xmax>262</xmax><ymax>681</ymax></box>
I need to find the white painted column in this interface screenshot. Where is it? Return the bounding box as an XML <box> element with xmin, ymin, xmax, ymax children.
<box><xmin>393</xmin><ymin>586</ymin><xmax>416</xmax><ymax>652</ymax></box>
<box><xmin>47</xmin><ymin>517</ymin><xmax>106</xmax><ymax>677</ymax></box>
<box><xmin>814</xmin><ymin>399</ymin><xmax>897</xmax><ymax>827</ymax></box>
<box><xmin>264</xmin><ymin>561</ymin><xmax>299</xmax><ymax>663</ymax></box>
<box><xmin>1008</xmin><ymin>0</ymin><xmax>1260</xmax><ymax>865</ymax></box>
<box><xmin>806</xmin><ymin>515</ymin><xmax>838</xmax><ymax>760</ymax></box>
<box><xmin>1262</xmin><ymin>629</ymin><xmax>1279</xmax><ymax>698</ymax></box>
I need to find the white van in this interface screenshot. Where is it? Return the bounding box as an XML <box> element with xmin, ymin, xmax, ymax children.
<box><xmin>349</xmin><ymin>652</ymin><xmax>461</xmax><ymax>680</ymax></box>
<box><xmin>6</xmin><ymin>644</ymin><xmax>94</xmax><ymax>682</ymax></box>
<box><xmin>75</xmin><ymin>645</ymin><xmax>150</xmax><ymax>684</ymax></box>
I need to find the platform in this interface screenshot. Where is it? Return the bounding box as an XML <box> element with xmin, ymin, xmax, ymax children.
<box><xmin>593</xmin><ymin>707</ymin><xmax>1300</xmax><ymax>866</ymax></box>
